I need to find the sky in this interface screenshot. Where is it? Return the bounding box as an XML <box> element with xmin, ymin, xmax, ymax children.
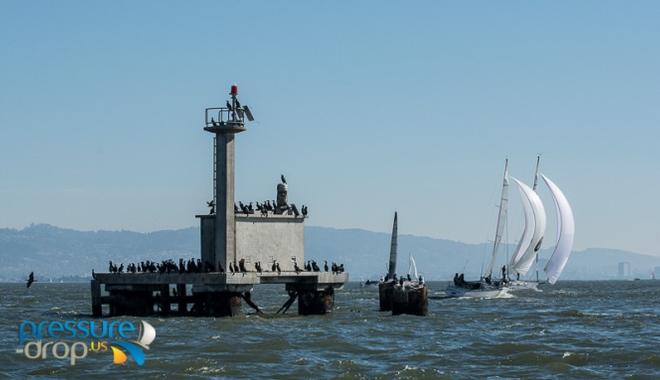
<box><xmin>1</xmin><ymin>1</ymin><xmax>659</xmax><ymax>256</ymax></box>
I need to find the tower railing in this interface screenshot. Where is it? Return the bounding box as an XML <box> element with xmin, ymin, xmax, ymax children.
<box><xmin>205</xmin><ymin>107</ymin><xmax>246</xmax><ymax>126</ymax></box>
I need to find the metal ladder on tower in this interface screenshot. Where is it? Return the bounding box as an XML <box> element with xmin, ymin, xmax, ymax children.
<box><xmin>213</xmin><ymin>136</ymin><xmax>217</xmax><ymax>206</ymax></box>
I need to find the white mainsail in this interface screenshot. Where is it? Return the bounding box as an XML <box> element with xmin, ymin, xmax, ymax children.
<box><xmin>137</xmin><ymin>320</ymin><xmax>156</xmax><ymax>349</ymax></box>
<box><xmin>541</xmin><ymin>174</ymin><xmax>575</xmax><ymax>284</ymax></box>
<box><xmin>484</xmin><ymin>159</ymin><xmax>509</xmax><ymax>278</ymax></box>
<box><xmin>509</xmin><ymin>178</ymin><xmax>535</xmax><ymax>269</ymax></box>
<box><xmin>510</xmin><ymin>177</ymin><xmax>546</xmax><ymax>276</ymax></box>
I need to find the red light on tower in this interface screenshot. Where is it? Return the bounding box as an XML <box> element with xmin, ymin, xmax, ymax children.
<box><xmin>230</xmin><ymin>85</ymin><xmax>238</xmax><ymax>96</ymax></box>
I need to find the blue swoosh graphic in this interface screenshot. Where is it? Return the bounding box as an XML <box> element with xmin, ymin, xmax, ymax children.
<box><xmin>112</xmin><ymin>342</ymin><xmax>146</xmax><ymax>366</ymax></box>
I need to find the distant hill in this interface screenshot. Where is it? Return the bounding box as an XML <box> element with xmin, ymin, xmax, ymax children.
<box><xmin>0</xmin><ymin>224</ymin><xmax>657</xmax><ymax>282</ymax></box>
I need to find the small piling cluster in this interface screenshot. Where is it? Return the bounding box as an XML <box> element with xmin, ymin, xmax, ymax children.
<box><xmin>377</xmin><ymin>213</ymin><xmax>428</xmax><ymax>316</ymax></box>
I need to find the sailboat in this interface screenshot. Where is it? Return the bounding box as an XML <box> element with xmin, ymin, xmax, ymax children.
<box><xmin>445</xmin><ymin>159</ymin><xmax>510</xmax><ymax>299</ymax></box>
<box><xmin>378</xmin><ymin>212</ymin><xmax>399</xmax><ymax>311</ymax></box>
<box><xmin>508</xmin><ymin>157</ymin><xmax>546</xmax><ymax>291</ymax></box>
<box><xmin>508</xmin><ymin>156</ymin><xmax>576</xmax><ymax>289</ymax></box>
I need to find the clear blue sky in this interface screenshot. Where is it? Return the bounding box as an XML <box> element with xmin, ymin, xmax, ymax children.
<box><xmin>1</xmin><ymin>1</ymin><xmax>659</xmax><ymax>255</ymax></box>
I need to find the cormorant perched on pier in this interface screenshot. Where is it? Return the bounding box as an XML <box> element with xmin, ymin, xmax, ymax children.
<box><xmin>91</xmin><ymin>269</ymin><xmax>96</xmax><ymax>280</ymax></box>
<box><xmin>26</xmin><ymin>272</ymin><xmax>35</xmax><ymax>288</ymax></box>
<box><xmin>324</xmin><ymin>260</ymin><xmax>329</xmax><ymax>272</ymax></box>
<box><xmin>229</xmin><ymin>262</ymin><xmax>235</xmax><ymax>273</ymax></box>
<box><xmin>291</xmin><ymin>204</ymin><xmax>300</xmax><ymax>217</ymax></box>
<box><xmin>281</xmin><ymin>174</ymin><xmax>287</xmax><ymax>184</ymax></box>
<box><xmin>311</xmin><ymin>261</ymin><xmax>320</xmax><ymax>272</ymax></box>
<box><xmin>234</xmin><ymin>203</ymin><xmax>239</xmax><ymax>213</ymax></box>
<box><xmin>108</xmin><ymin>261</ymin><xmax>114</xmax><ymax>273</ymax></box>
<box><xmin>301</xmin><ymin>205</ymin><xmax>308</xmax><ymax>217</ymax></box>
<box><xmin>275</xmin><ymin>263</ymin><xmax>281</xmax><ymax>274</ymax></box>
<box><xmin>271</xmin><ymin>261</ymin><xmax>277</xmax><ymax>272</ymax></box>
<box><xmin>238</xmin><ymin>258</ymin><xmax>247</xmax><ymax>273</ymax></box>
<box><xmin>207</xmin><ymin>200</ymin><xmax>215</xmax><ymax>214</ymax></box>
<box><xmin>294</xmin><ymin>261</ymin><xmax>302</xmax><ymax>274</ymax></box>
<box><xmin>255</xmin><ymin>262</ymin><xmax>262</xmax><ymax>273</ymax></box>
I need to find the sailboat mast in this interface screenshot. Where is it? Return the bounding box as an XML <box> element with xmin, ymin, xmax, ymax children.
<box><xmin>387</xmin><ymin>212</ymin><xmax>398</xmax><ymax>280</ymax></box>
<box><xmin>485</xmin><ymin>159</ymin><xmax>509</xmax><ymax>278</ymax></box>
<box><xmin>532</xmin><ymin>155</ymin><xmax>541</xmax><ymax>191</ymax></box>
<box><xmin>533</xmin><ymin>155</ymin><xmax>541</xmax><ymax>282</ymax></box>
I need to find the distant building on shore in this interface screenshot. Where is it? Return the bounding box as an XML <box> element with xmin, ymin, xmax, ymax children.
<box><xmin>618</xmin><ymin>262</ymin><xmax>631</xmax><ymax>279</ymax></box>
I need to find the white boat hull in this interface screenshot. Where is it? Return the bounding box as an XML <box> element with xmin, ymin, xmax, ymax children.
<box><xmin>444</xmin><ymin>284</ymin><xmax>509</xmax><ymax>299</ymax></box>
<box><xmin>508</xmin><ymin>280</ymin><xmax>540</xmax><ymax>292</ymax></box>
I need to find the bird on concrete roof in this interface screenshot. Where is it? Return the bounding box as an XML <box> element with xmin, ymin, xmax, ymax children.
<box><xmin>281</xmin><ymin>174</ymin><xmax>287</xmax><ymax>184</ymax></box>
<box><xmin>229</xmin><ymin>262</ymin><xmax>235</xmax><ymax>273</ymax></box>
<box><xmin>276</xmin><ymin>263</ymin><xmax>281</xmax><ymax>274</ymax></box>
<box><xmin>271</xmin><ymin>261</ymin><xmax>277</xmax><ymax>272</ymax></box>
<box><xmin>324</xmin><ymin>260</ymin><xmax>329</xmax><ymax>272</ymax></box>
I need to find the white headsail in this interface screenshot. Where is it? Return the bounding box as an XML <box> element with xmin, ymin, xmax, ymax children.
<box><xmin>541</xmin><ymin>174</ymin><xmax>575</xmax><ymax>284</ymax></box>
<box><xmin>484</xmin><ymin>159</ymin><xmax>509</xmax><ymax>278</ymax></box>
<box><xmin>408</xmin><ymin>254</ymin><xmax>418</xmax><ymax>280</ymax></box>
<box><xmin>510</xmin><ymin>177</ymin><xmax>546</xmax><ymax>276</ymax></box>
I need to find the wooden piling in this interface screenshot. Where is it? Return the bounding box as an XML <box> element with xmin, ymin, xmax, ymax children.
<box><xmin>91</xmin><ymin>280</ymin><xmax>102</xmax><ymax>318</ymax></box>
<box><xmin>378</xmin><ymin>281</ymin><xmax>395</xmax><ymax>311</ymax></box>
<box><xmin>392</xmin><ymin>284</ymin><xmax>428</xmax><ymax>316</ymax></box>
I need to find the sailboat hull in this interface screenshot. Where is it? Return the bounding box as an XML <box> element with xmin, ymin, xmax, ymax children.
<box><xmin>444</xmin><ymin>284</ymin><xmax>509</xmax><ymax>299</ymax></box>
<box><xmin>507</xmin><ymin>280</ymin><xmax>540</xmax><ymax>292</ymax></box>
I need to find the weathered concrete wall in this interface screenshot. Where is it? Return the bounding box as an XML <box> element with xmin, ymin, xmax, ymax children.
<box><xmin>235</xmin><ymin>215</ymin><xmax>304</xmax><ymax>271</ymax></box>
<box><xmin>197</xmin><ymin>215</ymin><xmax>217</xmax><ymax>269</ymax></box>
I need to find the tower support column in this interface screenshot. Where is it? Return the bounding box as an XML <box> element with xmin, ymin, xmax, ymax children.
<box><xmin>214</xmin><ymin>132</ymin><xmax>237</xmax><ymax>273</ymax></box>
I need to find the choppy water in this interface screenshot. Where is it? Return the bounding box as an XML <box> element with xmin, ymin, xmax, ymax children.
<box><xmin>1</xmin><ymin>281</ymin><xmax>660</xmax><ymax>379</ymax></box>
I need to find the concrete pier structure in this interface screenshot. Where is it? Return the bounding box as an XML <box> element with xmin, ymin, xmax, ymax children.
<box><xmin>91</xmin><ymin>272</ymin><xmax>347</xmax><ymax>317</ymax></box>
<box><xmin>90</xmin><ymin>85</ymin><xmax>348</xmax><ymax>317</ymax></box>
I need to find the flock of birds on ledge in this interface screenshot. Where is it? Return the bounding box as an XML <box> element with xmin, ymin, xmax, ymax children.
<box><xmin>97</xmin><ymin>258</ymin><xmax>345</xmax><ymax>278</ymax></box>
<box><xmin>207</xmin><ymin>175</ymin><xmax>309</xmax><ymax>217</ymax></box>
<box><xmin>231</xmin><ymin>201</ymin><xmax>308</xmax><ymax>217</ymax></box>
